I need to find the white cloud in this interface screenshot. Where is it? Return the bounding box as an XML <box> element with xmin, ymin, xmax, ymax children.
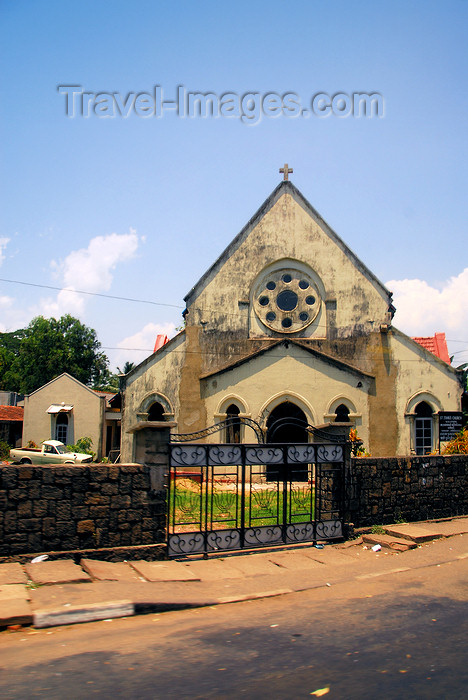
<box><xmin>0</xmin><ymin>237</ymin><xmax>10</xmax><ymax>266</ymax></box>
<box><xmin>387</xmin><ymin>267</ymin><xmax>468</xmax><ymax>363</ymax></box>
<box><xmin>41</xmin><ymin>229</ymin><xmax>140</xmax><ymax>318</ymax></box>
<box><xmin>0</xmin><ymin>296</ymin><xmax>31</xmax><ymax>332</ymax></box>
<box><xmin>112</xmin><ymin>321</ymin><xmax>178</xmax><ymax>370</ymax></box>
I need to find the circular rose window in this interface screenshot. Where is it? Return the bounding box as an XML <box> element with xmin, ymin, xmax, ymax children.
<box><xmin>253</xmin><ymin>268</ymin><xmax>321</xmax><ymax>333</ymax></box>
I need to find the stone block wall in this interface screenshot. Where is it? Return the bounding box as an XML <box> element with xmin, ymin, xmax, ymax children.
<box><xmin>0</xmin><ymin>464</ymin><xmax>167</xmax><ymax>557</ymax></box>
<box><xmin>347</xmin><ymin>455</ymin><xmax>468</xmax><ymax>527</ymax></box>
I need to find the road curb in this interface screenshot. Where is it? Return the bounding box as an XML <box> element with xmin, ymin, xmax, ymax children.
<box><xmin>33</xmin><ymin>600</ymin><xmax>134</xmax><ymax>629</ymax></box>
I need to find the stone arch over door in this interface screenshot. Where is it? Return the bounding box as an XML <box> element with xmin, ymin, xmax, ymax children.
<box><xmin>258</xmin><ymin>392</ymin><xmax>315</xmax><ymax>430</ymax></box>
<box><xmin>214</xmin><ymin>395</ymin><xmax>250</xmax><ymax>443</ymax></box>
<box><xmin>137</xmin><ymin>391</ymin><xmax>174</xmax><ymax>421</ymax></box>
<box><xmin>405</xmin><ymin>391</ymin><xmax>442</xmax><ymax>455</ymax></box>
<box><xmin>324</xmin><ymin>396</ymin><xmax>360</xmax><ymax>425</ymax></box>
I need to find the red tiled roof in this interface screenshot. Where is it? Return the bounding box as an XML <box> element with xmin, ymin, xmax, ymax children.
<box><xmin>154</xmin><ymin>334</ymin><xmax>169</xmax><ymax>352</ymax></box>
<box><xmin>0</xmin><ymin>405</ymin><xmax>24</xmax><ymax>421</ymax></box>
<box><xmin>412</xmin><ymin>332</ymin><xmax>451</xmax><ymax>363</ymax></box>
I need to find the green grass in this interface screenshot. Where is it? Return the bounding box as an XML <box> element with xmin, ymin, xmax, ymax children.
<box><xmin>169</xmin><ymin>482</ymin><xmax>315</xmax><ymax>532</ymax></box>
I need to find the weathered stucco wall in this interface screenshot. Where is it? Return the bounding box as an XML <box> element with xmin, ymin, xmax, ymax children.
<box><xmin>390</xmin><ymin>330</ymin><xmax>461</xmax><ymax>454</ymax></box>
<box><xmin>186</xmin><ymin>190</ymin><xmax>392</xmax><ymax>343</ymax></box>
<box><xmin>121</xmin><ymin>333</ymin><xmax>186</xmax><ymax>462</ymax></box>
<box><xmin>185</xmin><ymin>191</ymin><xmax>392</xmax><ymax>380</ymax></box>
<box><xmin>201</xmin><ymin>343</ymin><xmax>372</xmax><ymax>445</ymax></box>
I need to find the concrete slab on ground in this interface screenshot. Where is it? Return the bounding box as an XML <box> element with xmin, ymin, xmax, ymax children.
<box><xmin>181</xmin><ymin>558</ymin><xmax>245</xmax><ymax>581</ymax></box>
<box><xmin>222</xmin><ymin>553</ymin><xmax>282</xmax><ymax>577</ymax></box>
<box><xmin>418</xmin><ymin>519</ymin><xmax>468</xmax><ymax>537</ymax></box>
<box><xmin>80</xmin><ymin>559</ymin><xmax>144</xmax><ymax>582</ymax></box>
<box><xmin>130</xmin><ymin>560</ymin><xmax>201</xmax><ymax>582</ymax></box>
<box><xmin>267</xmin><ymin>551</ymin><xmax>325</xmax><ymax>572</ymax></box>
<box><xmin>0</xmin><ymin>584</ymin><xmax>32</xmax><ymax>628</ymax></box>
<box><xmin>362</xmin><ymin>533</ymin><xmax>417</xmax><ymax>551</ymax></box>
<box><xmin>0</xmin><ymin>599</ymin><xmax>33</xmax><ymax>627</ymax></box>
<box><xmin>24</xmin><ymin>559</ymin><xmax>92</xmax><ymax>585</ymax></box>
<box><xmin>384</xmin><ymin>525</ymin><xmax>445</xmax><ymax>543</ymax></box>
<box><xmin>29</xmin><ymin>580</ymin><xmax>219</xmax><ymax>614</ymax></box>
<box><xmin>0</xmin><ymin>584</ymin><xmax>29</xmax><ymax>601</ymax></box>
<box><xmin>303</xmin><ymin>546</ymin><xmax>362</xmax><ymax>565</ymax></box>
<box><xmin>0</xmin><ymin>563</ymin><xmax>28</xmax><ymax>585</ymax></box>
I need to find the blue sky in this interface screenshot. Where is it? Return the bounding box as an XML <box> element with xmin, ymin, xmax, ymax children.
<box><xmin>1</xmin><ymin>0</ymin><xmax>467</xmax><ymax>370</ymax></box>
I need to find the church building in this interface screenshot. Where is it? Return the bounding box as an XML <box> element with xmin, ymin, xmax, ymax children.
<box><xmin>121</xmin><ymin>171</ymin><xmax>462</xmax><ymax>459</ymax></box>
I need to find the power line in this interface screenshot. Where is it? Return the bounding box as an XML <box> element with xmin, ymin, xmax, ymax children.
<box><xmin>101</xmin><ymin>344</ymin><xmax>467</xmax><ymax>365</ymax></box>
<box><xmin>2</xmin><ymin>277</ymin><xmax>467</xmax><ymax>355</ymax></box>
<box><xmin>0</xmin><ymin>278</ymin><xmax>184</xmax><ymax>310</ymax></box>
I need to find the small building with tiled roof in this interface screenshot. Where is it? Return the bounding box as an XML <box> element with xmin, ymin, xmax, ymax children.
<box><xmin>0</xmin><ymin>405</ymin><xmax>23</xmax><ymax>446</ymax></box>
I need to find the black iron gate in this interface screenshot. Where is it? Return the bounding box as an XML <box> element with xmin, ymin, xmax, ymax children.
<box><xmin>167</xmin><ymin>442</ymin><xmax>346</xmax><ymax>557</ymax></box>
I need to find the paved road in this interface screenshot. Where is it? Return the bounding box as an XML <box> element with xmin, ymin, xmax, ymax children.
<box><xmin>0</xmin><ymin>536</ymin><xmax>467</xmax><ymax>699</ymax></box>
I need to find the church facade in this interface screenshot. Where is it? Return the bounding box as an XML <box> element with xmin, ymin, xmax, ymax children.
<box><xmin>121</xmin><ymin>177</ymin><xmax>462</xmax><ymax>459</ymax></box>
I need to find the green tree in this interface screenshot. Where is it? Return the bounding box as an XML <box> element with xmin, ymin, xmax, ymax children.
<box><xmin>0</xmin><ymin>315</ymin><xmax>109</xmax><ymax>394</ymax></box>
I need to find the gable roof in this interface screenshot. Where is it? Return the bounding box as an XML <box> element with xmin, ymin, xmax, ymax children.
<box><xmin>26</xmin><ymin>372</ymin><xmax>104</xmax><ymax>399</ymax></box>
<box><xmin>184</xmin><ymin>180</ymin><xmax>394</xmax><ymax>310</ymax></box>
<box><xmin>412</xmin><ymin>333</ymin><xmax>450</xmax><ymax>363</ymax></box>
<box><xmin>200</xmin><ymin>338</ymin><xmax>374</xmax><ymax>381</ymax></box>
<box><xmin>0</xmin><ymin>405</ymin><xmax>24</xmax><ymax>421</ymax></box>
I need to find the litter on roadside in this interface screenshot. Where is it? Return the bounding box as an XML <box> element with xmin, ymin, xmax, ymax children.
<box><xmin>371</xmin><ymin>544</ymin><xmax>382</xmax><ymax>552</ymax></box>
<box><xmin>31</xmin><ymin>555</ymin><xmax>49</xmax><ymax>563</ymax></box>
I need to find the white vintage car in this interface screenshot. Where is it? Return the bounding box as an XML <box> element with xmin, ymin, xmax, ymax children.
<box><xmin>10</xmin><ymin>440</ymin><xmax>93</xmax><ymax>465</ymax></box>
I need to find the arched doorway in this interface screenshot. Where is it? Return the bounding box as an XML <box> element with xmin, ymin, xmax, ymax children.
<box><xmin>148</xmin><ymin>402</ymin><xmax>165</xmax><ymax>421</ymax></box>
<box><xmin>266</xmin><ymin>401</ymin><xmax>308</xmax><ymax>481</ymax></box>
<box><xmin>266</xmin><ymin>401</ymin><xmax>308</xmax><ymax>442</ymax></box>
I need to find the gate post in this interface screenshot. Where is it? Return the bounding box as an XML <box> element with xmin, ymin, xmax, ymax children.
<box><xmin>128</xmin><ymin>421</ymin><xmax>176</xmax><ymax>545</ymax></box>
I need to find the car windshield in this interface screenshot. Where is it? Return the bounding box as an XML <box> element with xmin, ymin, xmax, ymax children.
<box><xmin>55</xmin><ymin>445</ymin><xmax>67</xmax><ymax>454</ymax></box>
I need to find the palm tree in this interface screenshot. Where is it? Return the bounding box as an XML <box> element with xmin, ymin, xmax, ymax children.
<box><xmin>117</xmin><ymin>361</ymin><xmax>135</xmax><ymax>375</ymax></box>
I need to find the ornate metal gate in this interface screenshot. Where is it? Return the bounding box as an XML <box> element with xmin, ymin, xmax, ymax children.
<box><xmin>167</xmin><ymin>442</ymin><xmax>346</xmax><ymax>557</ymax></box>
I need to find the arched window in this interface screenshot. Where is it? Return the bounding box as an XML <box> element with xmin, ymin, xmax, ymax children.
<box><xmin>147</xmin><ymin>402</ymin><xmax>165</xmax><ymax>421</ymax></box>
<box><xmin>334</xmin><ymin>404</ymin><xmax>350</xmax><ymax>422</ymax></box>
<box><xmin>55</xmin><ymin>412</ymin><xmax>68</xmax><ymax>443</ymax></box>
<box><xmin>414</xmin><ymin>401</ymin><xmax>433</xmax><ymax>455</ymax></box>
<box><xmin>225</xmin><ymin>404</ymin><xmax>241</xmax><ymax>444</ymax></box>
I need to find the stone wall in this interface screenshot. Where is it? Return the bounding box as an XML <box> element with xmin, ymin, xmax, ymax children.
<box><xmin>0</xmin><ymin>463</ymin><xmax>167</xmax><ymax>557</ymax></box>
<box><xmin>347</xmin><ymin>455</ymin><xmax>468</xmax><ymax>527</ymax></box>
<box><xmin>1</xmin><ymin>452</ymin><xmax>467</xmax><ymax>558</ymax></box>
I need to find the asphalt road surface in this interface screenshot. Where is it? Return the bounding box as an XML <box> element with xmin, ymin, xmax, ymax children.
<box><xmin>0</xmin><ymin>542</ymin><xmax>467</xmax><ymax>699</ymax></box>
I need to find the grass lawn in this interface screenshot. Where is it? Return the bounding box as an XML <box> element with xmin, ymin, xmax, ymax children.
<box><xmin>169</xmin><ymin>479</ymin><xmax>315</xmax><ymax>532</ymax></box>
